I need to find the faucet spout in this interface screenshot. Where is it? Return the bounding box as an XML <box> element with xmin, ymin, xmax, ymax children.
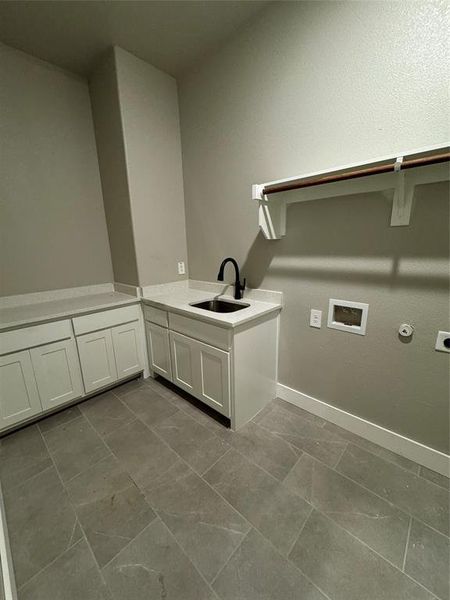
<box><xmin>217</xmin><ymin>257</ymin><xmax>246</xmax><ymax>300</ymax></box>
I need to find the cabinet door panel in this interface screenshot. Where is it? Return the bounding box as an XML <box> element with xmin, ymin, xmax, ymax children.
<box><xmin>112</xmin><ymin>322</ymin><xmax>143</xmax><ymax>380</ymax></box>
<box><xmin>146</xmin><ymin>323</ymin><xmax>172</xmax><ymax>381</ymax></box>
<box><xmin>198</xmin><ymin>342</ymin><xmax>230</xmax><ymax>417</ymax></box>
<box><xmin>30</xmin><ymin>339</ymin><xmax>83</xmax><ymax>411</ymax></box>
<box><xmin>0</xmin><ymin>351</ymin><xmax>42</xmax><ymax>429</ymax></box>
<box><xmin>169</xmin><ymin>332</ymin><xmax>196</xmax><ymax>395</ymax></box>
<box><xmin>77</xmin><ymin>329</ymin><xmax>118</xmax><ymax>393</ymax></box>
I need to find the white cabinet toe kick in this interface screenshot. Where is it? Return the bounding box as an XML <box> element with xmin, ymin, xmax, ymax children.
<box><xmin>143</xmin><ymin>304</ymin><xmax>279</xmax><ymax>430</ymax></box>
<box><xmin>0</xmin><ymin>304</ymin><xmax>147</xmax><ymax>434</ymax></box>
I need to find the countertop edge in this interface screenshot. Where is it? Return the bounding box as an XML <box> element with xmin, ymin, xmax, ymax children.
<box><xmin>0</xmin><ymin>297</ymin><xmax>141</xmax><ymax>332</ymax></box>
<box><xmin>141</xmin><ymin>297</ymin><xmax>281</xmax><ymax>329</ymax></box>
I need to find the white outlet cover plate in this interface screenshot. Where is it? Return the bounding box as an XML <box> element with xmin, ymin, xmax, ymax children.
<box><xmin>310</xmin><ymin>309</ymin><xmax>322</xmax><ymax>328</ymax></box>
<box><xmin>435</xmin><ymin>330</ymin><xmax>450</xmax><ymax>353</ymax></box>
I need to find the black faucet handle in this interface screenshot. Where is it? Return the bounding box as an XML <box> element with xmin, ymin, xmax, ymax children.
<box><xmin>240</xmin><ymin>278</ymin><xmax>246</xmax><ymax>292</ymax></box>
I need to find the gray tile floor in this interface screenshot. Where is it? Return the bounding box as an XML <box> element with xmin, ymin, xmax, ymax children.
<box><xmin>0</xmin><ymin>376</ymin><xmax>449</xmax><ymax>600</ymax></box>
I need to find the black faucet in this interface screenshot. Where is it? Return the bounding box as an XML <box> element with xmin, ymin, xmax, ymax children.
<box><xmin>217</xmin><ymin>258</ymin><xmax>246</xmax><ymax>300</ymax></box>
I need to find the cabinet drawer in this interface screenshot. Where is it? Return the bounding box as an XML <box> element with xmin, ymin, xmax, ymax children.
<box><xmin>143</xmin><ymin>304</ymin><xmax>168</xmax><ymax>327</ymax></box>
<box><xmin>0</xmin><ymin>320</ymin><xmax>72</xmax><ymax>356</ymax></box>
<box><xmin>72</xmin><ymin>304</ymin><xmax>140</xmax><ymax>336</ymax></box>
<box><xmin>169</xmin><ymin>313</ymin><xmax>231</xmax><ymax>351</ymax></box>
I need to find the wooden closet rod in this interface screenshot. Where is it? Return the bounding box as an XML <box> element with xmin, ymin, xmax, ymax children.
<box><xmin>263</xmin><ymin>150</ymin><xmax>450</xmax><ymax>196</ymax></box>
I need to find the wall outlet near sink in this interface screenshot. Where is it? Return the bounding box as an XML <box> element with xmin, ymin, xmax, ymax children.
<box><xmin>177</xmin><ymin>261</ymin><xmax>186</xmax><ymax>275</ymax></box>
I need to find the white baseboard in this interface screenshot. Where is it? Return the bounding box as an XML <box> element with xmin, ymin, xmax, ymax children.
<box><xmin>277</xmin><ymin>383</ymin><xmax>449</xmax><ymax>478</ymax></box>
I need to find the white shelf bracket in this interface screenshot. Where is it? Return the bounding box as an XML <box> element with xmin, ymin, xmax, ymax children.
<box><xmin>252</xmin><ymin>184</ymin><xmax>286</xmax><ymax>240</ymax></box>
<box><xmin>390</xmin><ymin>157</ymin><xmax>414</xmax><ymax>226</ymax></box>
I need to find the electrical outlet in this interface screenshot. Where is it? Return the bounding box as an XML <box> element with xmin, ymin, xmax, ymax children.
<box><xmin>310</xmin><ymin>309</ymin><xmax>322</xmax><ymax>328</ymax></box>
<box><xmin>177</xmin><ymin>261</ymin><xmax>186</xmax><ymax>275</ymax></box>
<box><xmin>435</xmin><ymin>330</ymin><xmax>450</xmax><ymax>353</ymax></box>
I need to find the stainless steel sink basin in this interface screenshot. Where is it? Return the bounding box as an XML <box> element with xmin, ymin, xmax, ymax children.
<box><xmin>190</xmin><ymin>299</ymin><xmax>250</xmax><ymax>313</ymax></box>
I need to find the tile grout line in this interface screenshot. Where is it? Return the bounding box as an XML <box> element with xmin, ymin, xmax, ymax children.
<box><xmin>312</xmin><ymin>511</ymin><xmax>441</xmax><ymax>600</ymax></box>
<box><xmin>153</xmin><ymin>514</ymin><xmax>222</xmax><ymax>599</ymax></box>
<box><xmin>285</xmin><ymin>503</ymin><xmax>315</xmax><ymax>558</ymax></box>
<box><xmin>272</xmin><ymin>399</ymin><xmax>446</xmax><ymax>481</ymax></box>
<box><xmin>141</xmin><ymin>380</ymin><xmax>449</xmax><ymax>489</ymax></box>
<box><xmin>208</xmin><ymin>528</ymin><xmax>251</xmax><ymax>589</ymax></box>
<box><xmin>111</xmin><ymin>383</ymin><xmax>447</xmax><ymax>600</ymax></box>
<box><xmin>279</xmin><ymin>441</ymin><xmax>449</xmax><ymax>541</ymax></box>
<box><xmin>141</xmin><ymin>419</ymin><xmax>331</xmax><ymax>600</ymax></box>
<box><xmin>16</xmin><ymin>427</ymin><xmax>106</xmax><ymax>593</ymax></box>
<box><xmin>17</xmin><ymin>538</ymin><xmax>85</xmax><ymax>592</ymax></box>
<box><xmin>401</xmin><ymin>516</ymin><xmax>413</xmax><ymax>572</ymax></box>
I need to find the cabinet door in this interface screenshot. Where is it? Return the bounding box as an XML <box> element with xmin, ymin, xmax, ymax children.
<box><xmin>0</xmin><ymin>350</ymin><xmax>42</xmax><ymax>429</ymax></box>
<box><xmin>111</xmin><ymin>321</ymin><xmax>144</xmax><ymax>380</ymax></box>
<box><xmin>146</xmin><ymin>323</ymin><xmax>172</xmax><ymax>381</ymax></box>
<box><xmin>76</xmin><ymin>329</ymin><xmax>118</xmax><ymax>393</ymax></box>
<box><xmin>169</xmin><ymin>331</ymin><xmax>197</xmax><ymax>395</ymax></box>
<box><xmin>197</xmin><ymin>340</ymin><xmax>230</xmax><ymax>417</ymax></box>
<box><xmin>30</xmin><ymin>339</ymin><xmax>84</xmax><ymax>411</ymax></box>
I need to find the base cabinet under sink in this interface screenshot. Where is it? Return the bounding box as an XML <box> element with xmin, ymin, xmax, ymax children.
<box><xmin>169</xmin><ymin>331</ymin><xmax>230</xmax><ymax>417</ymax></box>
<box><xmin>144</xmin><ymin>304</ymin><xmax>279</xmax><ymax>428</ymax></box>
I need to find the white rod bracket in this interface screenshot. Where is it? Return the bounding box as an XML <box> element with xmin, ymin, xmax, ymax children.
<box><xmin>252</xmin><ymin>184</ymin><xmax>265</xmax><ymax>201</ymax></box>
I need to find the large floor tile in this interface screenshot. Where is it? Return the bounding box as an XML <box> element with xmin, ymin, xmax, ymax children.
<box><xmin>213</xmin><ymin>528</ymin><xmax>327</xmax><ymax>600</ymax></box>
<box><xmin>112</xmin><ymin>376</ymin><xmax>147</xmax><ymax>397</ymax></box>
<box><xmin>4</xmin><ymin>466</ymin><xmax>80</xmax><ymax>587</ymax></box>
<box><xmin>102</xmin><ymin>519</ymin><xmax>216</xmax><ymax>600</ymax></box>
<box><xmin>153</xmin><ymin>410</ymin><xmax>229</xmax><ymax>474</ymax></box>
<box><xmin>273</xmin><ymin>398</ymin><xmax>328</xmax><ymax>428</ymax></box>
<box><xmin>323</xmin><ymin>421</ymin><xmax>419</xmax><ymax>472</ymax></box>
<box><xmin>227</xmin><ymin>421</ymin><xmax>301</xmax><ymax>480</ymax></box>
<box><xmin>404</xmin><ymin>518</ymin><xmax>450</xmax><ymax>600</ymax></box>
<box><xmin>284</xmin><ymin>453</ymin><xmax>410</xmax><ymax>566</ymax></box>
<box><xmin>419</xmin><ymin>465</ymin><xmax>449</xmax><ymax>490</ymax></box>
<box><xmin>42</xmin><ymin>416</ymin><xmax>110</xmax><ymax>482</ymax></box>
<box><xmin>204</xmin><ymin>449</ymin><xmax>311</xmax><ymax>555</ymax></box>
<box><xmin>257</xmin><ymin>402</ymin><xmax>347</xmax><ymax>467</ymax></box>
<box><xmin>19</xmin><ymin>539</ymin><xmax>111</xmax><ymax>600</ymax></box>
<box><xmin>121</xmin><ymin>386</ymin><xmax>178</xmax><ymax>426</ymax></box>
<box><xmin>289</xmin><ymin>511</ymin><xmax>434</xmax><ymax>600</ymax></box>
<box><xmin>38</xmin><ymin>405</ymin><xmax>82</xmax><ymax>433</ymax></box>
<box><xmin>104</xmin><ymin>419</ymin><xmax>180</xmax><ymax>489</ymax></box>
<box><xmin>337</xmin><ymin>444</ymin><xmax>449</xmax><ymax>535</ymax></box>
<box><xmin>66</xmin><ymin>455</ymin><xmax>155</xmax><ymax>567</ymax></box>
<box><xmin>145</xmin><ymin>465</ymin><xmax>249</xmax><ymax>582</ymax></box>
<box><xmin>0</xmin><ymin>425</ymin><xmax>52</xmax><ymax>490</ymax></box>
<box><xmin>80</xmin><ymin>391</ymin><xmax>135</xmax><ymax>437</ymax></box>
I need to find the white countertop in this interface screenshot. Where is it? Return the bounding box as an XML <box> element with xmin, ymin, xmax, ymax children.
<box><xmin>142</xmin><ymin>287</ymin><xmax>282</xmax><ymax>329</ymax></box>
<box><xmin>0</xmin><ymin>292</ymin><xmax>139</xmax><ymax>331</ymax></box>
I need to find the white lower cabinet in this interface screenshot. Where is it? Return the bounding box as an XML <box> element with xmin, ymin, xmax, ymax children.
<box><xmin>170</xmin><ymin>331</ymin><xmax>197</xmax><ymax>395</ymax></box>
<box><xmin>146</xmin><ymin>322</ymin><xmax>172</xmax><ymax>381</ymax></box>
<box><xmin>197</xmin><ymin>341</ymin><xmax>230</xmax><ymax>416</ymax></box>
<box><xmin>112</xmin><ymin>321</ymin><xmax>144</xmax><ymax>380</ymax></box>
<box><xmin>169</xmin><ymin>331</ymin><xmax>230</xmax><ymax>417</ymax></box>
<box><xmin>0</xmin><ymin>351</ymin><xmax>42</xmax><ymax>429</ymax></box>
<box><xmin>76</xmin><ymin>328</ymin><xmax>118</xmax><ymax>393</ymax></box>
<box><xmin>30</xmin><ymin>339</ymin><xmax>84</xmax><ymax>411</ymax></box>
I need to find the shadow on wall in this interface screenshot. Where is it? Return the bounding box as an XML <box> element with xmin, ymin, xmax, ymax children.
<box><xmin>241</xmin><ymin>182</ymin><xmax>449</xmax><ymax>291</ymax></box>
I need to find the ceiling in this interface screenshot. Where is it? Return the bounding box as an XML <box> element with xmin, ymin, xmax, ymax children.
<box><xmin>0</xmin><ymin>0</ymin><xmax>271</xmax><ymax>77</ymax></box>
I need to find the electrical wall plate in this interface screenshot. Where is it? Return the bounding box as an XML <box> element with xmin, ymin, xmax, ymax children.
<box><xmin>435</xmin><ymin>331</ymin><xmax>450</xmax><ymax>353</ymax></box>
<box><xmin>327</xmin><ymin>299</ymin><xmax>369</xmax><ymax>336</ymax></box>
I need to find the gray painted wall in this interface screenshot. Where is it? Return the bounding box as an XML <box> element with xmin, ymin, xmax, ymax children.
<box><xmin>115</xmin><ymin>47</ymin><xmax>188</xmax><ymax>286</ymax></box>
<box><xmin>90</xmin><ymin>50</ymin><xmax>139</xmax><ymax>286</ymax></box>
<box><xmin>178</xmin><ymin>1</ymin><xmax>449</xmax><ymax>452</ymax></box>
<box><xmin>90</xmin><ymin>47</ymin><xmax>188</xmax><ymax>287</ymax></box>
<box><xmin>0</xmin><ymin>44</ymin><xmax>113</xmax><ymax>296</ymax></box>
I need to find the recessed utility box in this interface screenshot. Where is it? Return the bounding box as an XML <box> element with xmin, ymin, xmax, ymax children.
<box><xmin>327</xmin><ymin>299</ymin><xmax>369</xmax><ymax>335</ymax></box>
